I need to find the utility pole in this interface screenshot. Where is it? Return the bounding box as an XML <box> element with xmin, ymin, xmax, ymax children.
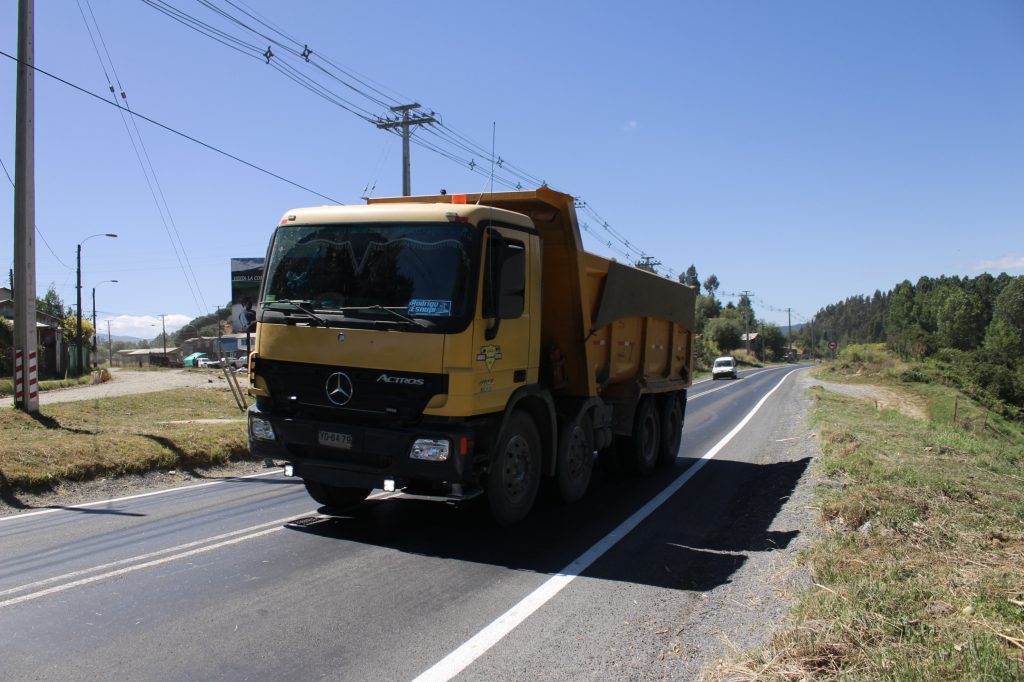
<box><xmin>636</xmin><ymin>256</ymin><xmax>661</xmax><ymax>273</ymax></box>
<box><xmin>159</xmin><ymin>314</ymin><xmax>167</xmax><ymax>360</ymax></box>
<box><xmin>76</xmin><ymin>244</ymin><xmax>82</xmax><ymax>373</ymax></box>
<box><xmin>739</xmin><ymin>290</ymin><xmax>754</xmax><ymax>356</ymax></box>
<box><xmin>374</xmin><ymin>103</ymin><xmax>435</xmax><ymax>196</ymax></box>
<box><xmin>106</xmin><ymin>319</ymin><xmax>113</xmax><ymax>367</ymax></box>
<box><xmin>13</xmin><ymin>0</ymin><xmax>38</xmax><ymax>413</ymax></box>
<box><xmin>91</xmin><ymin>279</ymin><xmax>117</xmax><ymax>357</ymax></box>
<box><xmin>786</xmin><ymin>307</ymin><xmax>793</xmax><ymax>360</ymax></box>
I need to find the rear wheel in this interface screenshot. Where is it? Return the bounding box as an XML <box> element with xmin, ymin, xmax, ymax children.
<box><xmin>303</xmin><ymin>480</ymin><xmax>371</xmax><ymax>511</ymax></box>
<box><xmin>487</xmin><ymin>411</ymin><xmax>542</xmax><ymax>525</ymax></box>
<box><xmin>658</xmin><ymin>393</ymin><xmax>684</xmax><ymax>467</ymax></box>
<box><xmin>627</xmin><ymin>397</ymin><xmax>660</xmax><ymax>476</ymax></box>
<box><xmin>556</xmin><ymin>413</ymin><xmax>594</xmax><ymax>503</ymax></box>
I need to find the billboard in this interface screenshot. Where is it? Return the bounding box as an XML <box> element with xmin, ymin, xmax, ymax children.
<box><xmin>231</xmin><ymin>258</ymin><xmax>264</xmax><ymax>333</ymax></box>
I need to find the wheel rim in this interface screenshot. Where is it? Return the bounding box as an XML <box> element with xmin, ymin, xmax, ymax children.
<box><xmin>567</xmin><ymin>427</ymin><xmax>587</xmax><ymax>477</ymax></box>
<box><xmin>503</xmin><ymin>435</ymin><xmax>532</xmax><ymax>501</ymax></box>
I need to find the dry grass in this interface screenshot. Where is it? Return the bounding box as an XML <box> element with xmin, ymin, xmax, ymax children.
<box><xmin>707</xmin><ymin>354</ymin><xmax>1024</xmax><ymax>681</ymax></box>
<box><xmin>0</xmin><ymin>387</ymin><xmax>250</xmax><ymax>491</ymax></box>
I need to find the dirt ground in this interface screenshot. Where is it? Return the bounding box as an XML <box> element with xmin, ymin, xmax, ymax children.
<box><xmin>3</xmin><ymin>367</ymin><xmax>249</xmax><ymax>408</ymax></box>
<box><xmin>804</xmin><ymin>378</ymin><xmax>928</xmax><ymax>420</ymax></box>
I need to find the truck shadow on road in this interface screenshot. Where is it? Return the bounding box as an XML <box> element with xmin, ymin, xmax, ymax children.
<box><xmin>287</xmin><ymin>455</ymin><xmax>812</xmax><ymax>593</ymax></box>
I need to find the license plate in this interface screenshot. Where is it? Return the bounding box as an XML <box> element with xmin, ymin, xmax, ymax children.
<box><xmin>318</xmin><ymin>430</ymin><xmax>353</xmax><ymax>450</ymax></box>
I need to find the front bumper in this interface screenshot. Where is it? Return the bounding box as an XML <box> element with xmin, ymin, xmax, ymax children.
<box><xmin>247</xmin><ymin>402</ymin><xmax>478</xmax><ymax>493</ymax></box>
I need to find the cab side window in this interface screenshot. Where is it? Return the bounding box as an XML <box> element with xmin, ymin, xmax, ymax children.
<box><xmin>482</xmin><ymin>231</ymin><xmax>525</xmax><ymax>319</ymax></box>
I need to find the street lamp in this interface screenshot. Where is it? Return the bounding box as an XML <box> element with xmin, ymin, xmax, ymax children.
<box><xmin>91</xmin><ymin>279</ymin><xmax>118</xmax><ymax>357</ymax></box>
<box><xmin>76</xmin><ymin>233</ymin><xmax>117</xmax><ymax>374</ymax></box>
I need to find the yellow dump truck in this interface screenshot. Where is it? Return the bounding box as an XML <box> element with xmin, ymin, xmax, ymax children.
<box><xmin>247</xmin><ymin>187</ymin><xmax>696</xmax><ymax>524</ymax></box>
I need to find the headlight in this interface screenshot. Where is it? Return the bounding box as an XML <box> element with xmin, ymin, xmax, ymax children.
<box><xmin>409</xmin><ymin>438</ymin><xmax>450</xmax><ymax>462</ymax></box>
<box><xmin>250</xmin><ymin>416</ymin><xmax>276</xmax><ymax>441</ymax></box>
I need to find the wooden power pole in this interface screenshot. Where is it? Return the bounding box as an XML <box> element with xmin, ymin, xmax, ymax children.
<box><xmin>13</xmin><ymin>0</ymin><xmax>39</xmax><ymax>413</ymax></box>
<box><xmin>374</xmin><ymin>103</ymin><xmax>435</xmax><ymax>196</ymax></box>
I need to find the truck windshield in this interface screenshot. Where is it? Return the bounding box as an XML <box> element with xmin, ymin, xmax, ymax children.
<box><xmin>261</xmin><ymin>222</ymin><xmax>475</xmax><ymax>318</ymax></box>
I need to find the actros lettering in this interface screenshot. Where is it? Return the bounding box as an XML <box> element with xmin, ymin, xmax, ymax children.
<box><xmin>376</xmin><ymin>374</ymin><xmax>425</xmax><ymax>386</ymax></box>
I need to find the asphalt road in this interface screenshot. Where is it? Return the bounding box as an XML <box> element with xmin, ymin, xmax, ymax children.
<box><xmin>1</xmin><ymin>365</ymin><xmax>818</xmax><ymax>681</ymax></box>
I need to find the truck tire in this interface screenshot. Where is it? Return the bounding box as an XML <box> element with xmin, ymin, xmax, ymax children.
<box><xmin>487</xmin><ymin>411</ymin><xmax>542</xmax><ymax>525</ymax></box>
<box><xmin>658</xmin><ymin>393</ymin><xmax>684</xmax><ymax>467</ymax></box>
<box><xmin>555</xmin><ymin>414</ymin><xmax>594</xmax><ymax>503</ymax></box>
<box><xmin>628</xmin><ymin>397</ymin><xmax>661</xmax><ymax>476</ymax></box>
<box><xmin>303</xmin><ymin>480</ymin><xmax>371</xmax><ymax>512</ymax></box>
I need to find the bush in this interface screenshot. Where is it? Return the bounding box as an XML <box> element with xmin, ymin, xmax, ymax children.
<box><xmin>840</xmin><ymin>343</ymin><xmax>889</xmax><ymax>365</ymax></box>
<box><xmin>900</xmin><ymin>367</ymin><xmax>931</xmax><ymax>383</ymax></box>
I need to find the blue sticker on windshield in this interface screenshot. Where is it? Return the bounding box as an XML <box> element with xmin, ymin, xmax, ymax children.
<box><xmin>408</xmin><ymin>299</ymin><xmax>452</xmax><ymax>317</ymax></box>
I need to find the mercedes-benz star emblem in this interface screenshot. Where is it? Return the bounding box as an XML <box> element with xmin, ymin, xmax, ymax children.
<box><xmin>325</xmin><ymin>371</ymin><xmax>354</xmax><ymax>406</ymax></box>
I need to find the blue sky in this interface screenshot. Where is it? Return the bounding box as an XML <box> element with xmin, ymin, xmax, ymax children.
<box><xmin>2</xmin><ymin>0</ymin><xmax>1022</xmax><ymax>338</ymax></box>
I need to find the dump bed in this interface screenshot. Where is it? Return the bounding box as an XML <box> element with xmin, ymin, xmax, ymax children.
<box><xmin>367</xmin><ymin>187</ymin><xmax>696</xmax><ymax>398</ymax></box>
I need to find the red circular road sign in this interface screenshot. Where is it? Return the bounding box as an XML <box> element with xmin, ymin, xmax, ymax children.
<box><xmin>828</xmin><ymin>341</ymin><xmax>837</xmax><ymax>350</ymax></box>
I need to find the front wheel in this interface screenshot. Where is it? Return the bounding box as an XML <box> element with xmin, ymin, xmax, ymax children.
<box><xmin>487</xmin><ymin>411</ymin><xmax>542</xmax><ymax>525</ymax></box>
<box><xmin>303</xmin><ymin>480</ymin><xmax>371</xmax><ymax>512</ymax></box>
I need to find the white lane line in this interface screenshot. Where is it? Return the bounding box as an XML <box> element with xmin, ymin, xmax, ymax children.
<box><xmin>687</xmin><ymin>367</ymin><xmax>775</xmax><ymax>401</ymax></box>
<box><xmin>412</xmin><ymin>368</ymin><xmax>802</xmax><ymax>682</ymax></box>
<box><xmin>0</xmin><ymin>469</ymin><xmax>286</xmax><ymax>523</ymax></box>
<box><xmin>0</xmin><ymin>489</ymin><xmax>402</xmax><ymax>603</ymax></box>
<box><xmin>0</xmin><ymin>526</ymin><xmax>286</xmax><ymax>609</ymax></box>
<box><xmin>0</xmin><ymin>513</ymin><xmax>310</xmax><ymax>598</ymax></box>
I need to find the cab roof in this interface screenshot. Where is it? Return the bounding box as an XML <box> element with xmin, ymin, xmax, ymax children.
<box><xmin>278</xmin><ymin>201</ymin><xmax>534</xmax><ymax>229</ymax></box>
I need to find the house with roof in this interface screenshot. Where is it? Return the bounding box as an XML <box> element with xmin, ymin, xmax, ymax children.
<box><xmin>0</xmin><ymin>287</ymin><xmax>66</xmax><ymax>378</ymax></box>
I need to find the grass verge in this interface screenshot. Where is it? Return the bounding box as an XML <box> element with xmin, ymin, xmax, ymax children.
<box><xmin>711</xmin><ymin>353</ymin><xmax>1024</xmax><ymax>680</ymax></box>
<box><xmin>0</xmin><ymin>374</ymin><xmax>95</xmax><ymax>397</ymax></box>
<box><xmin>0</xmin><ymin>386</ymin><xmax>251</xmax><ymax>492</ymax></box>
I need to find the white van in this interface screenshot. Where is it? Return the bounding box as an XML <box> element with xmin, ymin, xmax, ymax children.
<box><xmin>711</xmin><ymin>356</ymin><xmax>738</xmax><ymax>380</ymax></box>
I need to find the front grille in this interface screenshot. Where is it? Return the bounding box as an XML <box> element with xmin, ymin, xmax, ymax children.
<box><xmin>257</xmin><ymin>358</ymin><xmax>447</xmax><ymax>422</ymax></box>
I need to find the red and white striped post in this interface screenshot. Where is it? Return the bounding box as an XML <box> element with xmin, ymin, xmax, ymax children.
<box><xmin>14</xmin><ymin>349</ymin><xmax>38</xmax><ymax>407</ymax></box>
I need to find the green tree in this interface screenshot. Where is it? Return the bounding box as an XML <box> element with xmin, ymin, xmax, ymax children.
<box><xmin>703</xmin><ymin>274</ymin><xmax>720</xmax><ymax>297</ymax></box>
<box><xmin>737</xmin><ymin>294</ymin><xmax>755</xmax><ymax>325</ymax></box>
<box><xmin>759</xmin><ymin>323</ymin><xmax>786</xmax><ymax>360</ymax></box>
<box><xmin>694</xmin><ymin>294</ymin><xmax>722</xmax><ymax>334</ymax></box>
<box><xmin>984</xmin><ymin>277</ymin><xmax>1024</xmax><ymax>357</ymax></box>
<box><xmin>0</xmin><ymin>317</ymin><xmax>12</xmax><ymax>349</ymax></box>
<box><xmin>60</xmin><ymin>315</ymin><xmax>94</xmax><ymax>344</ymax></box>
<box><xmin>680</xmin><ymin>264</ymin><xmax>699</xmax><ymax>288</ymax></box>
<box><xmin>36</xmin><ymin>285</ymin><xmax>66</xmax><ymax>328</ymax></box>
<box><xmin>936</xmin><ymin>288</ymin><xmax>985</xmax><ymax>350</ymax></box>
<box><xmin>705</xmin><ymin>316</ymin><xmax>743</xmax><ymax>353</ymax></box>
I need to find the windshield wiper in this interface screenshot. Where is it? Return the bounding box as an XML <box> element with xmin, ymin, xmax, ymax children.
<box><xmin>267</xmin><ymin>300</ymin><xmax>329</xmax><ymax>326</ymax></box>
<box><xmin>341</xmin><ymin>305</ymin><xmax>424</xmax><ymax>326</ymax></box>
<box><xmin>368</xmin><ymin>305</ymin><xmax>420</xmax><ymax>325</ymax></box>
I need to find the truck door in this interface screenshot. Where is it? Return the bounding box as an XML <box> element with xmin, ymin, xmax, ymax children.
<box><xmin>472</xmin><ymin>226</ymin><xmax>531</xmax><ymax>413</ymax></box>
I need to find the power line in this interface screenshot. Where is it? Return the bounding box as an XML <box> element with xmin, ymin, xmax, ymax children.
<box><xmin>78</xmin><ymin>0</ymin><xmax>208</xmax><ymax>314</ymax></box>
<box><xmin>0</xmin><ymin>49</ymin><xmax>344</xmax><ymax>206</ymax></box>
<box><xmin>2</xmin><ymin>152</ymin><xmax>73</xmax><ymax>271</ymax></box>
<box><xmin>136</xmin><ymin>1</ymin><xmax>689</xmax><ymax>277</ymax></box>
<box><xmin>0</xmin><ymin>155</ymin><xmax>12</xmax><ymax>186</ymax></box>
